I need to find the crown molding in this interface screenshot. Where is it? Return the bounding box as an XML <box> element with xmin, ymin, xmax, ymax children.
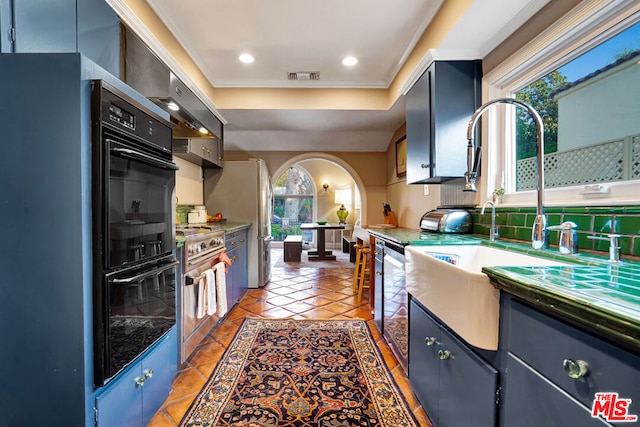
<box><xmin>398</xmin><ymin>49</ymin><xmax>481</xmax><ymax>95</ymax></box>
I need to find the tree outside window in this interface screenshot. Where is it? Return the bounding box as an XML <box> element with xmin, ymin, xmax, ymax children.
<box><xmin>271</xmin><ymin>166</ymin><xmax>315</xmax><ymax>242</ymax></box>
<box><xmin>513</xmin><ymin>20</ymin><xmax>640</xmax><ymax>192</ymax></box>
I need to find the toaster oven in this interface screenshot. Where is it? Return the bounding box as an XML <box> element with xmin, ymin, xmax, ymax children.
<box><xmin>420</xmin><ymin>209</ymin><xmax>472</xmax><ymax>233</ymax></box>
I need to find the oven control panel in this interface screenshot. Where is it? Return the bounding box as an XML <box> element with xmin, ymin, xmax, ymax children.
<box><xmin>185</xmin><ymin>231</ymin><xmax>225</xmax><ymax>259</ymax></box>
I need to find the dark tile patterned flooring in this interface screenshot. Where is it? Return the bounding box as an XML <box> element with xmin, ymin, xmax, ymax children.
<box><xmin>148</xmin><ymin>248</ymin><xmax>433</xmax><ymax>426</ymax></box>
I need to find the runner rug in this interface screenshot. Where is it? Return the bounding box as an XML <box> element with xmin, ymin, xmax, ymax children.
<box><xmin>179</xmin><ymin>318</ymin><xmax>419</xmax><ymax>427</ymax></box>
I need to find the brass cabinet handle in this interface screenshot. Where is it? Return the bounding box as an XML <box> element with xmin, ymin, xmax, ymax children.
<box><xmin>438</xmin><ymin>350</ymin><xmax>451</xmax><ymax>360</ymax></box>
<box><xmin>563</xmin><ymin>359</ymin><xmax>589</xmax><ymax>379</ymax></box>
<box><xmin>135</xmin><ymin>368</ymin><xmax>155</xmax><ymax>387</ymax></box>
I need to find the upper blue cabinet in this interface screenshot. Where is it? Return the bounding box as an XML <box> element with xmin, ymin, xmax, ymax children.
<box><xmin>2</xmin><ymin>0</ymin><xmax>120</xmax><ymax>76</ymax></box>
<box><xmin>406</xmin><ymin>60</ymin><xmax>482</xmax><ymax>184</ymax></box>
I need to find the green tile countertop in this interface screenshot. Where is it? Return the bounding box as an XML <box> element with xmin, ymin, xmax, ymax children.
<box><xmin>485</xmin><ymin>260</ymin><xmax>640</xmax><ymax>354</ymax></box>
<box><xmin>368</xmin><ymin>227</ymin><xmax>640</xmax><ymax>353</ymax></box>
<box><xmin>365</xmin><ymin>227</ymin><xmax>482</xmax><ymax>246</ymax></box>
<box><xmin>218</xmin><ymin>222</ymin><xmax>252</xmax><ymax>233</ymax></box>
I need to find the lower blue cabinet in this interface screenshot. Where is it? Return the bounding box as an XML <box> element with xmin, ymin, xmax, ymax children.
<box><xmin>409</xmin><ymin>299</ymin><xmax>498</xmax><ymax>427</ymax></box>
<box><xmin>500</xmin><ymin>297</ymin><xmax>640</xmax><ymax>427</ymax></box>
<box><xmin>225</xmin><ymin>228</ymin><xmax>248</xmax><ymax>308</ymax></box>
<box><xmin>95</xmin><ymin>328</ymin><xmax>177</xmax><ymax>427</ymax></box>
<box><xmin>502</xmin><ymin>353</ymin><xmax>612</xmax><ymax>426</ymax></box>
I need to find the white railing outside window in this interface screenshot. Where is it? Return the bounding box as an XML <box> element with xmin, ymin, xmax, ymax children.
<box><xmin>516</xmin><ymin>136</ymin><xmax>639</xmax><ymax>191</ymax></box>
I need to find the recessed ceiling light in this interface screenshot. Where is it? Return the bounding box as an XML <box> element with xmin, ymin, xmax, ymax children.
<box><xmin>239</xmin><ymin>53</ymin><xmax>255</xmax><ymax>64</ymax></box>
<box><xmin>167</xmin><ymin>102</ymin><xmax>180</xmax><ymax>111</ymax></box>
<box><xmin>342</xmin><ymin>56</ymin><xmax>358</xmax><ymax>66</ymax></box>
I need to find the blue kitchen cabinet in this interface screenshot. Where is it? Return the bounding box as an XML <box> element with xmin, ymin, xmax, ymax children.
<box><xmin>409</xmin><ymin>298</ymin><xmax>499</xmax><ymax>426</ymax></box>
<box><xmin>4</xmin><ymin>0</ymin><xmax>120</xmax><ymax>75</ymax></box>
<box><xmin>500</xmin><ymin>296</ymin><xmax>640</xmax><ymax>427</ymax></box>
<box><xmin>405</xmin><ymin>60</ymin><xmax>482</xmax><ymax>184</ymax></box>
<box><xmin>95</xmin><ymin>328</ymin><xmax>177</xmax><ymax>427</ymax></box>
<box><xmin>0</xmin><ymin>54</ymin><xmax>173</xmax><ymax>427</ymax></box>
<box><xmin>225</xmin><ymin>228</ymin><xmax>249</xmax><ymax>308</ymax></box>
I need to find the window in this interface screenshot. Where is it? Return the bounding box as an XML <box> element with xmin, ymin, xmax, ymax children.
<box><xmin>514</xmin><ymin>21</ymin><xmax>640</xmax><ymax>192</ymax></box>
<box><xmin>271</xmin><ymin>166</ymin><xmax>315</xmax><ymax>242</ymax></box>
<box><xmin>484</xmin><ymin>2</ymin><xmax>640</xmax><ymax>206</ymax></box>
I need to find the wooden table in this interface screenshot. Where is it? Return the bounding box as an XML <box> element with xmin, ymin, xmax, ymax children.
<box><xmin>300</xmin><ymin>223</ymin><xmax>346</xmax><ymax>261</ymax></box>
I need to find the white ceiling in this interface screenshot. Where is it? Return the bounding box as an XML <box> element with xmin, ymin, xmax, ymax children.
<box><xmin>140</xmin><ymin>0</ymin><xmax>550</xmax><ymax>151</ymax></box>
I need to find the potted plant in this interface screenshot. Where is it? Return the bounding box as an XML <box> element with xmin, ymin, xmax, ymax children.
<box><xmin>492</xmin><ymin>187</ymin><xmax>505</xmax><ymax>203</ymax></box>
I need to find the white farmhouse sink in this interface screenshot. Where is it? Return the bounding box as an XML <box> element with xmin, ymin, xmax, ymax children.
<box><xmin>405</xmin><ymin>245</ymin><xmax>568</xmax><ymax>350</ymax></box>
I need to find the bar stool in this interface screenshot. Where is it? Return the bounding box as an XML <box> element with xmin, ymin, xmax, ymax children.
<box><xmin>352</xmin><ymin>244</ymin><xmax>371</xmax><ymax>302</ymax></box>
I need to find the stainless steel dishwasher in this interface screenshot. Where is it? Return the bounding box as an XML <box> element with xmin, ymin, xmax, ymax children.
<box><xmin>383</xmin><ymin>242</ymin><xmax>408</xmax><ymax>374</ymax></box>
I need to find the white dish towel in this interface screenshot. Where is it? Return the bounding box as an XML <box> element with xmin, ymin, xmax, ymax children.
<box><xmin>196</xmin><ymin>273</ymin><xmax>206</xmax><ymax>319</ymax></box>
<box><xmin>196</xmin><ymin>268</ymin><xmax>216</xmax><ymax>318</ymax></box>
<box><xmin>204</xmin><ymin>268</ymin><xmax>216</xmax><ymax>316</ymax></box>
<box><xmin>213</xmin><ymin>262</ymin><xmax>228</xmax><ymax>317</ymax></box>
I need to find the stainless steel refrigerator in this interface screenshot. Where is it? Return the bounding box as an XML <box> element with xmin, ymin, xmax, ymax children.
<box><xmin>205</xmin><ymin>159</ymin><xmax>273</xmax><ymax>288</ymax></box>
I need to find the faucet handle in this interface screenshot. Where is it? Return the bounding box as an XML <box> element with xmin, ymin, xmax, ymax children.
<box><xmin>548</xmin><ymin>221</ymin><xmax>578</xmax><ymax>255</ymax></box>
<box><xmin>547</xmin><ymin>221</ymin><xmax>577</xmax><ymax>230</ymax></box>
<box><xmin>588</xmin><ymin>233</ymin><xmax>621</xmax><ymax>263</ymax></box>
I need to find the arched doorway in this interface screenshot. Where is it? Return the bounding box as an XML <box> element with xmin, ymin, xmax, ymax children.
<box><xmin>270</xmin><ymin>153</ymin><xmax>367</xmax><ymax>247</ymax></box>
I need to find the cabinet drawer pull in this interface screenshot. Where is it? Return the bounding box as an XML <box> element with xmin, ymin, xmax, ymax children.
<box><xmin>425</xmin><ymin>337</ymin><xmax>437</xmax><ymax>346</ymax></box>
<box><xmin>144</xmin><ymin>368</ymin><xmax>154</xmax><ymax>379</ymax></box>
<box><xmin>375</xmin><ymin>271</ymin><xmax>382</xmax><ymax>276</ymax></box>
<box><xmin>438</xmin><ymin>350</ymin><xmax>451</xmax><ymax>360</ymax></box>
<box><xmin>421</xmin><ymin>163</ymin><xmax>428</xmax><ymax>169</ymax></box>
<box><xmin>563</xmin><ymin>359</ymin><xmax>589</xmax><ymax>379</ymax></box>
<box><xmin>134</xmin><ymin>376</ymin><xmax>146</xmax><ymax>387</ymax></box>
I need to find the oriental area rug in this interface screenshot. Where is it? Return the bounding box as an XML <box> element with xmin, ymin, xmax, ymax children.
<box><xmin>179</xmin><ymin>318</ymin><xmax>419</xmax><ymax>427</ymax></box>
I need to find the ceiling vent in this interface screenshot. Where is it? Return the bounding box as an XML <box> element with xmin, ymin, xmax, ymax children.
<box><xmin>287</xmin><ymin>71</ymin><xmax>320</xmax><ymax>80</ymax></box>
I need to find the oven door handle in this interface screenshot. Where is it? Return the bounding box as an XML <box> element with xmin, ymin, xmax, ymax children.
<box><xmin>110</xmin><ymin>146</ymin><xmax>180</xmax><ymax>171</ymax></box>
<box><xmin>112</xmin><ymin>260</ymin><xmax>179</xmax><ymax>284</ymax></box>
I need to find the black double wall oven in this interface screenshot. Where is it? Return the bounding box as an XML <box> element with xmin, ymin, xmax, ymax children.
<box><xmin>91</xmin><ymin>81</ymin><xmax>179</xmax><ymax>386</ymax></box>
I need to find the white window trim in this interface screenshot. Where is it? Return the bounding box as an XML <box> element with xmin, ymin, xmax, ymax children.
<box><xmin>481</xmin><ymin>0</ymin><xmax>640</xmax><ymax>207</ymax></box>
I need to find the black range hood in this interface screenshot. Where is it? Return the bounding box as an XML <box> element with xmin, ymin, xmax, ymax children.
<box><xmin>122</xmin><ymin>27</ymin><xmax>222</xmax><ymax>140</ymax></box>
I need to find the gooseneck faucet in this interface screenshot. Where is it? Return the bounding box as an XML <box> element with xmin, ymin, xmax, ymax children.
<box><xmin>481</xmin><ymin>200</ymin><xmax>499</xmax><ymax>241</ymax></box>
<box><xmin>464</xmin><ymin>98</ymin><xmax>548</xmax><ymax>250</ymax></box>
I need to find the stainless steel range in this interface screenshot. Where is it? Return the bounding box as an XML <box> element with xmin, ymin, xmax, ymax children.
<box><xmin>176</xmin><ymin>225</ymin><xmax>226</xmax><ymax>364</ymax></box>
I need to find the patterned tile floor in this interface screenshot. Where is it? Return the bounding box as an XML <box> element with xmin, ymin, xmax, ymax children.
<box><xmin>148</xmin><ymin>248</ymin><xmax>433</xmax><ymax>426</ymax></box>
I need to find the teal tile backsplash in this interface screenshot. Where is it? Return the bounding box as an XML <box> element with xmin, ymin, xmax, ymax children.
<box><xmin>472</xmin><ymin>205</ymin><xmax>640</xmax><ymax>258</ymax></box>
